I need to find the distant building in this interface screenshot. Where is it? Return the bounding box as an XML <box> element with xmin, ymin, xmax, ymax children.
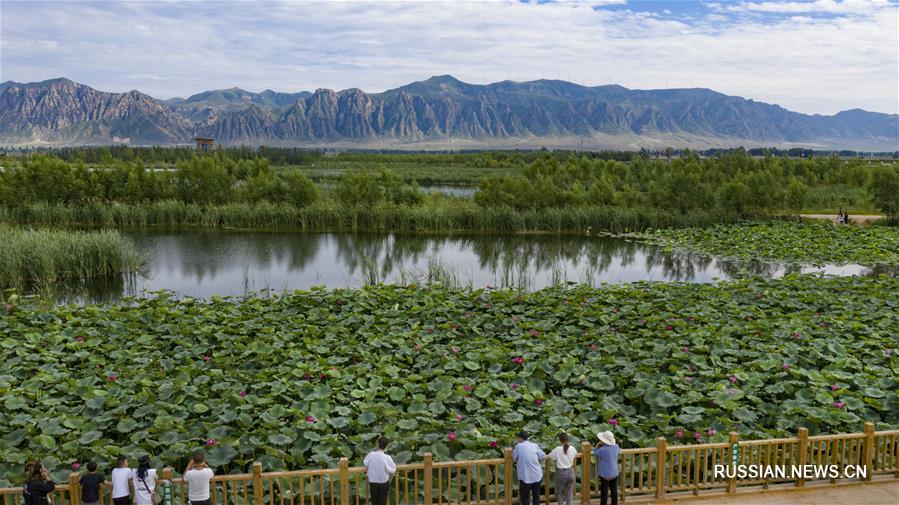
<box><xmin>195</xmin><ymin>137</ymin><xmax>214</xmax><ymax>152</ymax></box>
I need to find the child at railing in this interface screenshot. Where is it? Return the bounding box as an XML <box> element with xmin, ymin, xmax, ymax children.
<box><xmin>547</xmin><ymin>433</ymin><xmax>577</xmax><ymax>505</ymax></box>
<box><xmin>79</xmin><ymin>461</ymin><xmax>105</xmax><ymax>505</ymax></box>
<box><xmin>592</xmin><ymin>432</ymin><xmax>620</xmax><ymax>505</ymax></box>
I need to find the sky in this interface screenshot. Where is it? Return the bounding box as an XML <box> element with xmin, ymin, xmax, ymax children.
<box><xmin>1</xmin><ymin>0</ymin><xmax>897</xmax><ymax>115</ymax></box>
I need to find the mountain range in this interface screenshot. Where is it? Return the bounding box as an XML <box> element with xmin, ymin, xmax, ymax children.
<box><xmin>1</xmin><ymin>76</ymin><xmax>896</xmax><ymax>150</ymax></box>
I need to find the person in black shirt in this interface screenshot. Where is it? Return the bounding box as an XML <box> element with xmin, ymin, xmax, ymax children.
<box><xmin>79</xmin><ymin>461</ymin><xmax>105</xmax><ymax>505</ymax></box>
<box><xmin>24</xmin><ymin>461</ymin><xmax>55</xmax><ymax>505</ymax></box>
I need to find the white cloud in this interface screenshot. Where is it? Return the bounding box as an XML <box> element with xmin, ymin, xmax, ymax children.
<box><xmin>1</xmin><ymin>0</ymin><xmax>896</xmax><ymax>115</ymax></box>
<box><xmin>726</xmin><ymin>0</ymin><xmax>892</xmax><ymax>14</ymax></box>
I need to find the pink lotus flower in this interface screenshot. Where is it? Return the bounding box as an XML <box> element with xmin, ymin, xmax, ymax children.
<box><xmin>792</xmin><ymin>332</ymin><xmax>802</xmax><ymax>338</ymax></box>
<box><xmin>818</xmin><ymin>321</ymin><xmax>826</xmax><ymax>328</ymax></box>
<box><xmin>834</xmin><ymin>402</ymin><xmax>845</xmax><ymax>409</ymax></box>
<box><xmin>72</xmin><ymin>462</ymin><xmax>81</xmax><ymax>470</ymax></box>
<box><xmin>884</xmin><ymin>349</ymin><xmax>892</xmax><ymax>356</ymax></box>
<box><xmin>609</xmin><ymin>326</ymin><xmax>617</xmax><ymax>333</ymax></box>
<box><xmin>425</xmin><ymin>328</ymin><xmax>433</xmax><ymax>334</ymax></box>
<box><xmin>534</xmin><ymin>399</ymin><xmax>544</xmax><ymax>406</ymax></box>
<box><xmin>413</xmin><ymin>343</ymin><xmax>422</xmax><ymax>351</ymax></box>
<box><xmin>511</xmin><ymin>383</ymin><xmax>520</xmax><ymax>390</ymax></box>
<box><xmin>608</xmin><ymin>418</ymin><xmax>619</xmax><ymax>426</ymax></box>
<box><xmin>831</xmin><ymin>384</ymin><xmax>839</xmax><ymax>391</ymax></box>
<box><xmin>694</xmin><ymin>431</ymin><xmax>702</xmax><ymax>440</ymax></box>
<box><xmin>451</xmin><ymin>346</ymin><xmax>460</xmax><ymax>354</ymax></box>
<box><xmin>529</xmin><ymin>329</ymin><xmax>539</xmax><ymax>337</ymax></box>
<box><xmin>675</xmin><ymin>429</ymin><xmax>685</xmax><ymax>438</ymax></box>
<box><xmin>455</xmin><ymin>414</ymin><xmax>463</xmax><ymax>421</ymax></box>
<box><xmin>782</xmin><ymin>364</ymin><xmax>790</xmax><ymax>370</ymax></box>
<box><xmin>639</xmin><ymin>319</ymin><xmax>646</xmax><ymax>325</ymax></box>
<box><xmin>512</xmin><ymin>357</ymin><xmax>524</xmax><ymax>364</ymax></box>
<box><xmin>754</xmin><ymin>292</ymin><xmax>762</xmax><ymax>300</ymax></box>
<box><xmin>684</xmin><ymin>377</ymin><xmax>694</xmax><ymax>383</ymax></box>
<box><xmin>707</xmin><ymin>428</ymin><xmax>717</xmax><ymax>436</ymax></box>
<box><xmin>589</xmin><ymin>344</ymin><xmax>598</xmax><ymax>351</ymax></box>
<box><xmin>304</xmin><ymin>373</ymin><xmax>313</xmax><ymax>380</ymax></box>
<box><xmin>681</xmin><ymin>346</ymin><xmax>689</xmax><ymax>353</ymax></box>
<box><xmin>463</xmin><ymin>384</ymin><xmax>472</xmax><ymax>392</ymax></box>
<box><xmin>3</xmin><ymin>304</ymin><xmax>12</xmax><ymax>311</ymax></box>
<box><xmin>688</xmin><ymin>365</ymin><xmax>697</xmax><ymax>372</ymax></box>
<box><xmin>612</xmin><ymin>307</ymin><xmax>620</xmax><ymax>313</ymax></box>
<box><xmin>107</xmin><ymin>373</ymin><xmax>118</xmax><ymax>382</ymax></box>
<box><xmin>319</xmin><ymin>373</ymin><xmax>327</xmax><ymax>380</ymax></box>
<box><xmin>239</xmin><ymin>390</ymin><xmax>248</xmax><ymax>397</ymax></box>
<box><xmin>489</xmin><ymin>441</ymin><xmax>498</xmax><ymax>448</ymax></box>
<box><xmin>728</xmin><ymin>375</ymin><xmax>738</xmax><ymax>383</ymax></box>
<box><xmin>76</xmin><ymin>336</ymin><xmax>85</xmax><ymax>342</ymax></box>
<box><xmin>666</xmin><ymin>325</ymin><xmax>674</xmax><ymax>331</ymax></box>
<box><xmin>202</xmin><ymin>355</ymin><xmax>211</xmax><ymax>362</ymax></box>
<box><xmin>447</xmin><ymin>431</ymin><xmax>457</xmax><ymax>442</ymax></box>
<box><xmin>450</xmin><ymin>323</ymin><xmax>459</xmax><ymax>330</ymax></box>
<box><xmin>306</xmin><ymin>415</ymin><xmax>316</xmax><ymax>423</ymax></box>
<box><xmin>484</xmin><ymin>303</ymin><xmax>493</xmax><ymax>308</ymax></box>
<box><xmin>206</xmin><ymin>438</ymin><xmax>216</xmax><ymax>446</ymax></box>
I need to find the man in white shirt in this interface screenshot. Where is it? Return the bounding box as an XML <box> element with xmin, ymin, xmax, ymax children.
<box><xmin>110</xmin><ymin>457</ymin><xmax>133</xmax><ymax>505</ymax></box>
<box><xmin>183</xmin><ymin>451</ymin><xmax>215</xmax><ymax>505</ymax></box>
<box><xmin>363</xmin><ymin>437</ymin><xmax>396</xmax><ymax>505</ymax></box>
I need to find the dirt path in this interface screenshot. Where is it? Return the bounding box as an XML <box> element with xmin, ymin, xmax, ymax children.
<box><xmin>800</xmin><ymin>214</ymin><xmax>885</xmax><ymax>224</ymax></box>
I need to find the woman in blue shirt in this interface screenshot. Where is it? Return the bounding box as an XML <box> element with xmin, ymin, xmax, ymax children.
<box><xmin>592</xmin><ymin>431</ymin><xmax>621</xmax><ymax>505</ymax></box>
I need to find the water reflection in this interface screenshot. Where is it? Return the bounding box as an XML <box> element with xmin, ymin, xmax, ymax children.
<box><xmin>40</xmin><ymin>230</ymin><xmax>897</xmax><ymax>303</ymax></box>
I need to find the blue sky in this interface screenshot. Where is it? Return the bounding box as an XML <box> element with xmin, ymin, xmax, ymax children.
<box><xmin>1</xmin><ymin>0</ymin><xmax>897</xmax><ymax>115</ymax></box>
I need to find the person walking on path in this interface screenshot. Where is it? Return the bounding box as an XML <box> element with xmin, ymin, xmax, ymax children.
<box><xmin>79</xmin><ymin>462</ymin><xmax>105</xmax><ymax>505</ymax></box>
<box><xmin>132</xmin><ymin>456</ymin><xmax>158</xmax><ymax>505</ymax></box>
<box><xmin>363</xmin><ymin>437</ymin><xmax>396</xmax><ymax>505</ymax></box>
<box><xmin>547</xmin><ymin>433</ymin><xmax>577</xmax><ymax>505</ymax></box>
<box><xmin>24</xmin><ymin>461</ymin><xmax>55</xmax><ymax>505</ymax></box>
<box><xmin>110</xmin><ymin>458</ymin><xmax>133</xmax><ymax>505</ymax></box>
<box><xmin>183</xmin><ymin>452</ymin><xmax>214</xmax><ymax>505</ymax></box>
<box><xmin>512</xmin><ymin>431</ymin><xmax>546</xmax><ymax>505</ymax></box>
<box><xmin>593</xmin><ymin>431</ymin><xmax>621</xmax><ymax>505</ymax></box>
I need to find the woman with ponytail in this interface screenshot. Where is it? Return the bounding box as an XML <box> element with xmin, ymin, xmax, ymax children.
<box><xmin>131</xmin><ymin>456</ymin><xmax>158</xmax><ymax>505</ymax></box>
<box><xmin>547</xmin><ymin>433</ymin><xmax>577</xmax><ymax>505</ymax></box>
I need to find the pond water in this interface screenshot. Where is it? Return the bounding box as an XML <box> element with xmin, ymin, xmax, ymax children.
<box><xmin>54</xmin><ymin>230</ymin><xmax>888</xmax><ymax>303</ymax></box>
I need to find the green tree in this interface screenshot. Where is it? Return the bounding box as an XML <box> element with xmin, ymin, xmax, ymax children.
<box><xmin>868</xmin><ymin>167</ymin><xmax>899</xmax><ymax>221</ymax></box>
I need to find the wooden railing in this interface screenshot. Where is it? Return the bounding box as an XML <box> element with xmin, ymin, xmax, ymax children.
<box><xmin>2</xmin><ymin>423</ymin><xmax>896</xmax><ymax>505</ymax></box>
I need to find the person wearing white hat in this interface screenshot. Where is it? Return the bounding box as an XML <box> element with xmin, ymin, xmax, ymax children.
<box><xmin>592</xmin><ymin>431</ymin><xmax>621</xmax><ymax>505</ymax></box>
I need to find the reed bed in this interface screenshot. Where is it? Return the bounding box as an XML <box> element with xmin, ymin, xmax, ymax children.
<box><xmin>0</xmin><ymin>201</ymin><xmax>736</xmax><ymax>233</ymax></box>
<box><xmin>0</xmin><ymin>225</ymin><xmax>142</xmax><ymax>287</ymax></box>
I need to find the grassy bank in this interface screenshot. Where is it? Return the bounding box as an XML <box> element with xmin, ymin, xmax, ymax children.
<box><xmin>0</xmin><ymin>201</ymin><xmax>737</xmax><ymax>233</ymax></box>
<box><xmin>0</xmin><ymin>225</ymin><xmax>142</xmax><ymax>287</ymax></box>
<box><xmin>0</xmin><ymin>277</ymin><xmax>896</xmax><ymax>484</ymax></box>
<box><xmin>634</xmin><ymin>221</ymin><xmax>899</xmax><ymax>266</ymax></box>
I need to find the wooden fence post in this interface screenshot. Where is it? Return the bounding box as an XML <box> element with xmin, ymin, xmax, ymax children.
<box><xmin>863</xmin><ymin>422</ymin><xmax>874</xmax><ymax>482</ymax></box>
<box><xmin>504</xmin><ymin>448</ymin><xmax>514</xmax><ymax>505</ymax></box>
<box><xmin>796</xmin><ymin>428</ymin><xmax>808</xmax><ymax>488</ymax></box>
<box><xmin>654</xmin><ymin>437</ymin><xmax>666</xmax><ymax>500</ymax></box>
<box><xmin>339</xmin><ymin>458</ymin><xmax>350</xmax><ymax>505</ymax></box>
<box><xmin>423</xmin><ymin>453</ymin><xmax>433</xmax><ymax>505</ymax></box>
<box><xmin>727</xmin><ymin>432</ymin><xmax>739</xmax><ymax>494</ymax></box>
<box><xmin>253</xmin><ymin>462</ymin><xmax>264</xmax><ymax>505</ymax></box>
<box><xmin>69</xmin><ymin>473</ymin><xmax>81</xmax><ymax>505</ymax></box>
<box><xmin>580</xmin><ymin>442</ymin><xmax>591</xmax><ymax>505</ymax></box>
<box><xmin>162</xmin><ymin>467</ymin><xmax>174</xmax><ymax>480</ymax></box>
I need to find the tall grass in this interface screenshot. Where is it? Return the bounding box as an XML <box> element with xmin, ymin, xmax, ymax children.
<box><xmin>0</xmin><ymin>201</ymin><xmax>737</xmax><ymax>233</ymax></box>
<box><xmin>0</xmin><ymin>225</ymin><xmax>142</xmax><ymax>288</ymax></box>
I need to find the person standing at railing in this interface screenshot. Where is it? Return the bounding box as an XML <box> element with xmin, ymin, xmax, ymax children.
<box><xmin>23</xmin><ymin>461</ymin><xmax>54</xmax><ymax>505</ymax></box>
<box><xmin>592</xmin><ymin>432</ymin><xmax>620</xmax><ymax>505</ymax></box>
<box><xmin>111</xmin><ymin>457</ymin><xmax>134</xmax><ymax>505</ymax></box>
<box><xmin>184</xmin><ymin>451</ymin><xmax>215</xmax><ymax>505</ymax></box>
<box><xmin>512</xmin><ymin>431</ymin><xmax>546</xmax><ymax>505</ymax></box>
<box><xmin>79</xmin><ymin>461</ymin><xmax>105</xmax><ymax>505</ymax></box>
<box><xmin>363</xmin><ymin>437</ymin><xmax>396</xmax><ymax>505</ymax></box>
<box><xmin>132</xmin><ymin>456</ymin><xmax>158</xmax><ymax>505</ymax></box>
<box><xmin>547</xmin><ymin>433</ymin><xmax>577</xmax><ymax>505</ymax></box>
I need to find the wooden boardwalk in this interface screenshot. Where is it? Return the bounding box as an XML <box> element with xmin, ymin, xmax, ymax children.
<box><xmin>642</xmin><ymin>480</ymin><xmax>899</xmax><ymax>504</ymax></box>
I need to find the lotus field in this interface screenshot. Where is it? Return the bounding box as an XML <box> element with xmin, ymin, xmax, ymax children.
<box><xmin>1</xmin><ymin>276</ymin><xmax>897</xmax><ymax>486</ymax></box>
<box><xmin>635</xmin><ymin>221</ymin><xmax>899</xmax><ymax>266</ymax></box>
